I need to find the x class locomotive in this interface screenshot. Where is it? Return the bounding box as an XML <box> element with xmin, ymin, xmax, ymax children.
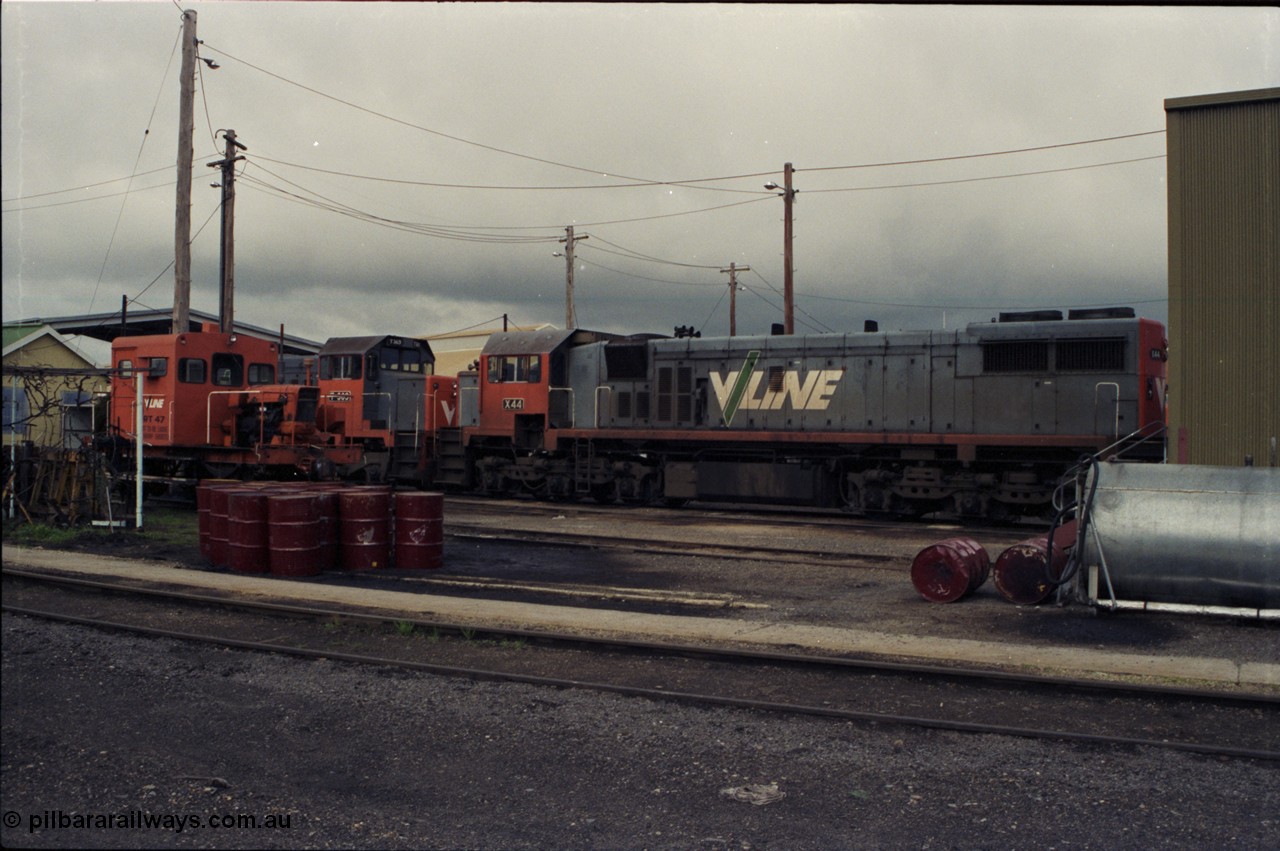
<box><xmin>431</xmin><ymin>309</ymin><xmax>1167</xmax><ymax>519</ymax></box>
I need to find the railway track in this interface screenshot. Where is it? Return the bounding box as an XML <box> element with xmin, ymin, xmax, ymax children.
<box><xmin>5</xmin><ymin>569</ymin><xmax>1276</xmax><ymax>761</ymax></box>
<box><xmin>441</xmin><ymin>495</ymin><xmax>1032</xmax><ymax>569</ymax></box>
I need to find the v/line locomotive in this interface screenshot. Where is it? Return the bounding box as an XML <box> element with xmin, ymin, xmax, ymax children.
<box><xmin>105</xmin><ymin>309</ymin><xmax>1167</xmax><ymax>520</ymax></box>
<box><xmin>105</xmin><ymin>325</ymin><xmax>452</xmax><ymax>484</ymax></box>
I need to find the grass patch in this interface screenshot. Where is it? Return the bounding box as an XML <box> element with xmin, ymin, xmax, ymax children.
<box><xmin>2</xmin><ymin>521</ymin><xmax>82</xmax><ymax>547</ymax></box>
<box><xmin>2</xmin><ymin>504</ymin><xmax>196</xmax><ymax>551</ymax></box>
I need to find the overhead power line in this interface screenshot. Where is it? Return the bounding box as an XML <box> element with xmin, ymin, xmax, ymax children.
<box><xmin>805</xmin><ymin>155</ymin><xmax>1166</xmax><ymax>195</ymax></box>
<box><xmin>202</xmin><ymin>40</ymin><xmax>1164</xmax><ymax>197</ymax></box>
<box><xmin>797</xmin><ymin>130</ymin><xmax>1166</xmax><ymax>175</ymax></box>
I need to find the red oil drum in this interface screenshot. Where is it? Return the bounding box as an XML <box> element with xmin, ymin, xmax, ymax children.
<box><xmin>993</xmin><ymin>521</ymin><xmax>1078</xmax><ymax>605</ymax></box>
<box><xmin>207</xmin><ymin>486</ymin><xmax>240</xmax><ymax>568</ymax></box>
<box><xmin>196</xmin><ymin>485</ymin><xmax>214</xmax><ymax>560</ymax></box>
<box><xmin>226</xmin><ymin>490</ymin><xmax>270</xmax><ymax>574</ymax></box>
<box><xmin>312</xmin><ymin>489</ymin><xmax>340</xmax><ymax>572</ymax></box>
<box><xmin>267</xmin><ymin>493</ymin><xmax>324</xmax><ymax>577</ymax></box>
<box><xmin>910</xmin><ymin>537</ymin><xmax>990</xmax><ymax>603</ymax></box>
<box><xmin>394</xmin><ymin>491</ymin><xmax>444</xmax><ymax>570</ymax></box>
<box><xmin>339</xmin><ymin>489</ymin><xmax>392</xmax><ymax>571</ymax></box>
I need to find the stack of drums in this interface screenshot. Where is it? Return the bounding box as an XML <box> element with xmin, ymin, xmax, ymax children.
<box><xmin>196</xmin><ymin>480</ymin><xmax>448</xmax><ymax>576</ymax></box>
<box><xmin>992</xmin><ymin>520</ymin><xmax>1078</xmax><ymax>605</ymax></box>
<box><xmin>339</xmin><ymin>487</ymin><xmax>392</xmax><ymax>571</ymax></box>
<box><xmin>910</xmin><ymin>537</ymin><xmax>990</xmax><ymax>603</ymax></box>
<box><xmin>394</xmin><ymin>491</ymin><xmax>444</xmax><ymax>570</ymax></box>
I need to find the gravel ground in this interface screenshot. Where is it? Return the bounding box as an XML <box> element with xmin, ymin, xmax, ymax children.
<box><xmin>4</xmin><ymin>613</ymin><xmax>1278</xmax><ymax>850</ymax></box>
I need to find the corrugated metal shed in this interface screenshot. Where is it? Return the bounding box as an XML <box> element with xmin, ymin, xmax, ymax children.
<box><xmin>1165</xmin><ymin>87</ymin><xmax>1279</xmax><ymax>466</ymax></box>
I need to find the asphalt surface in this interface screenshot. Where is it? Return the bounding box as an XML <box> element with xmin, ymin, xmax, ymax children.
<box><xmin>4</xmin><ymin>612</ymin><xmax>1279</xmax><ymax>850</ymax></box>
<box><xmin>3</xmin><ymin>506</ymin><xmax>1278</xmax><ymax>848</ymax></box>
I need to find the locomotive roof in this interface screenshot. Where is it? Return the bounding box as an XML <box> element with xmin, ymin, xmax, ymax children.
<box><xmin>318</xmin><ymin>335</ymin><xmax>433</xmax><ymax>356</ymax></box>
<box><xmin>482</xmin><ymin>327</ymin><xmax>622</xmax><ymax>356</ymax></box>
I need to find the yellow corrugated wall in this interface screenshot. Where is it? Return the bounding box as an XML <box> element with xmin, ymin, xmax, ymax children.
<box><xmin>1166</xmin><ymin>90</ymin><xmax>1279</xmax><ymax>467</ymax></box>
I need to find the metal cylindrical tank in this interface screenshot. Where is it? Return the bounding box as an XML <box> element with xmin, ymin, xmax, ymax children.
<box><xmin>1080</xmin><ymin>464</ymin><xmax>1279</xmax><ymax>610</ymax></box>
<box><xmin>910</xmin><ymin>537</ymin><xmax>989</xmax><ymax>602</ymax></box>
<box><xmin>339</xmin><ymin>488</ymin><xmax>392</xmax><ymax>571</ymax></box>
<box><xmin>394</xmin><ymin>491</ymin><xmax>444</xmax><ymax>570</ymax></box>
<box><xmin>267</xmin><ymin>493</ymin><xmax>323</xmax><ymax>577</ymax></box>
<box><xmin>226</xmin><ymin>491</ymin><xmax>270</xmax><ymax>574</ymax></box>
<box><xmin>993</xmin><ymin>522</ymin><xmax>1078</xmax><ymax>605</ymax></box>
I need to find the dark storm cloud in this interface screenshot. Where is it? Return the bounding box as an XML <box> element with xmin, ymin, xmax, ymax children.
<box><xmin>4</xmin><ymin>3</ymin><xmax>1277</xmax><ymax>360</ymax></box>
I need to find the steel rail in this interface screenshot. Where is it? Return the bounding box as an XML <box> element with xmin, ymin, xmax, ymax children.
<box><xmin>443</xmin><ymin>523</ymin><xmax>900</xmax><ymax>566</ymax></box>
<box><xmin>4</xmin><ymin>600</ymin><xmax>1276</xmax><ymax>762</ymax></box>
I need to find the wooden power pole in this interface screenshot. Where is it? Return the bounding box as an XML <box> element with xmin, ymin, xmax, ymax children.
<box><xmin>559</xmin><ymin>226</ymin><xmax>588</xmax><ymax>329</ymax></box>
<box><xmin>720</xmin><ymin>262</ymin><xmax>750</xmax><ymax>337</ymax></box>
<box><xmin>209</xmin><ymin>129</ymin><xmax>247</xmax><ymax>334</ymax></box>
<box><xmin>171</xmin><ymin>9</ymin><xmax>197</xmax><ymax>334</ymax></box>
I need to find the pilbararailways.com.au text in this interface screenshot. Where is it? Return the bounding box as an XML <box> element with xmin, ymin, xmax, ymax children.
<box><xmin>6</xmin><ymin>809</ymin><xmax>293</xmax><ymax>834</ymax></box>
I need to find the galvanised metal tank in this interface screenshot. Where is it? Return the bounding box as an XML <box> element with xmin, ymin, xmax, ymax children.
<box><xmin>1079</xmin><ymin>463</ymin><xmax>1279</xmax><ymax>611</ymax></box>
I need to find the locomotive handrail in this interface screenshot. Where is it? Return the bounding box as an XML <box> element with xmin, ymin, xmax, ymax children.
<box><xmin>414</xmin><ymin>391</ymin><xmax>424</xmax><ymax>446</ymax></box>
<box><xmin>1094</xmin><ymin>382</ymin><xmax>1121</xmax><ymax>438</ymax></box>
<box><xmin>204</xmin><ymin>388</ymin><xmax>293</xmax><ymax>446</ymax></box>
<box><xmin>549</xmin><ymin>386</ymin><xmax>574</xmax><ymax>428</ymax></box>
<box><xmin>594</xmin><ymin>385</ymin><xmax>611</xmax><ymax>428</ymax></box>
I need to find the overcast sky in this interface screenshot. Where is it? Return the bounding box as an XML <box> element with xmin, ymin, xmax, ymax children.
<box><xmin>3</xmin><ymin>3</ymin><xmax>1277</xmax><ymax>361</ymax></box>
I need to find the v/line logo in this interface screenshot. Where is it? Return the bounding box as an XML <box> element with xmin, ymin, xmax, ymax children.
<box><xmin>710</xmin><ymin>351</ymin><xmax>843</xmax><ymax>426</ymax></box>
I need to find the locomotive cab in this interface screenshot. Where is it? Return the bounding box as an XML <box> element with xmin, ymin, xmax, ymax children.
<box><xmin>109</xmin><ymin>325</ymin><xmax>280</xmax><ymax>449</ymax></box>
<box><xmin>315</xmin><ymin>335</ymin><xmax>434</xmax><ymax>483</ymax></box>
<box><xmin>475</xmin><ymin>328</ymin><xmax>618</xmax><ymax>448</ymax></box>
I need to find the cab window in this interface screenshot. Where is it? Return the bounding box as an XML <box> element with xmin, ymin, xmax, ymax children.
<box><xmin>248</xmin><ymin>363</ymin><xmax>275</xmax><ymax>385</ymax></box>
<box><xmin>179</xmin><ymin>358</ymin><xmax>206</xmax><ymax>384</ymax></box>
<box><xmin>211</xmin><ymin>353</ymin><xmax>245</xmax><ymax>387</ymax></box>
<box><xmin>487</xmin><ymin>355</ymin><xmax>541</xmax><ymax>384</ymax></box>
<box><xmin>320</xmin><ymin>355</ymin><xmax>361</xmax><ymax>380</ymax></box>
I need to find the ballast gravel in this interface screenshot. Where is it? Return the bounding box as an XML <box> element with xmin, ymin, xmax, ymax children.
<box><xmin>3</xmin><ymin>613</ymin><xmax>1277</xmax><ymax>849</ymax></box>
